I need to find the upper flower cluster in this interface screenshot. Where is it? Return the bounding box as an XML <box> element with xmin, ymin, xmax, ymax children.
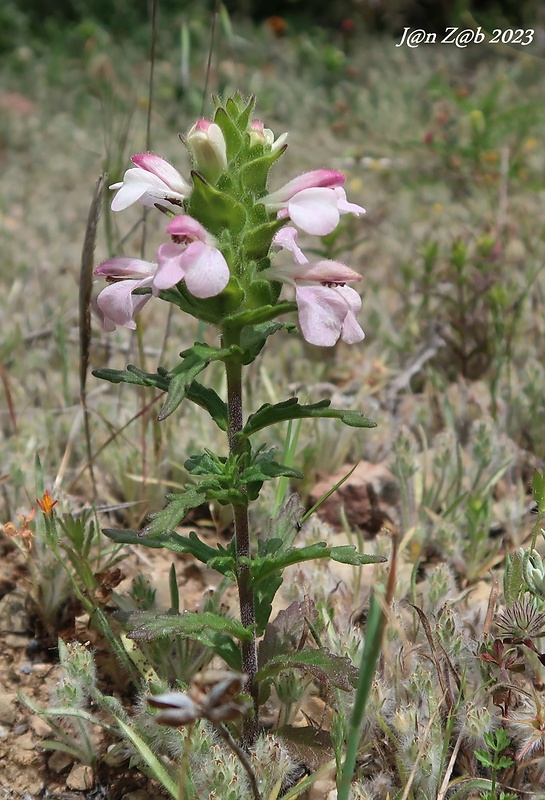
<box><xmin>94</xmin><ymin>94</ymin><xmax>366</xmax><ymax>346</ymax></box>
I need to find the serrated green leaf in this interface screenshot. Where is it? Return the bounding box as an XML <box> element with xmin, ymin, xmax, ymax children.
<box><xmin>102</xmin><ymin>528</ymin><xmax>170</xmax><ymax>550</ymax></box>
<box><xmin>475</xmin><ymin>750</ymin><xmax>494</xmax><ymax>768</ymax></box>
<box><xmin>185</xmin><ymin>450</ymin><xmax>226</xmax><ymax>476</ymax></box>
<box><xmin>239</xmin><ymin>458</ymin><xmax>304</xmax><ymax>485</ymax></box>
<box><xmin>182</xmin><ymin>447</ymin><xmax>300</xmax><ymax>506</ymax></box>
<box><xmin>240</xmin><ymin>320</ymin><xmax>296</xmax><ymax>363</ymax></box>
<box><xmin>256</xmin><ymin>648</ymin><xmax>358</xmax><ymax>691</ymax></box>
<box><xmin>240</xmin><ymin>397</ymin><xmax>376</xmax><ymax>439</ymax></box>
<box><xmin>185</xmin><ymin>382</ymin><xmax>227</xmax><ymax>430</ymax></box>
<box><xmin>157</xmin><ymin>371</ymin><xmax>195</xmax><ymax>421</ymax></box>
<box><xmin>93</xmin><ymin>363</ymin><xmax>227</xmax><ymax>429</ymax></box>
<box><xmin>102</xmin><ymin>528</ymin><xmax>236</xmax><ymax>578</ymax></box>
<box><xmin>159</xmin><ymin>530</ymin><xmax>235</xmax><ymax>572</ymax></box>
<box><xmin>143</xmin><ymin>488</ymin><xmax>208</xmax><ymax>536</ymax></box>
<box><xmin>157</xmin><ymin>343</ymin><xmax>238</xmax><ymax>421</ymax></box>
<box><xmin>329</xmin><ymin>545</ymin><xmax>381</xmax><ymax>565</ymax></box>
<box><xmin>125</xmin><ymin>609</ymin><xmax>253</xmax><ymax>643</ymax></box>
<box><xmin>254</xmin><ymin>573</ymin><xmax>284</xmax><ymax>637</ymax></box>
<box><xmin>92</xmin><ymin>365</ymin><xmax>169</xmax><ymax>390</ymax></box>
<box><xmin>250</xmin><ymin>543</ymin><xmax>384</xmax><ymax>587</ymax></box>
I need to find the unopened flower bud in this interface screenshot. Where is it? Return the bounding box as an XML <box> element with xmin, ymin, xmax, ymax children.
<box><xmin>186</xmin><ymin>119</ymin><xmax>227</xmax><ymax>181</ymax></box>
<box><xmin>249</xmin><ymin>120</ymin><xmax>288</xmax><ymax>151</ymax></box>
<box><xmin>524</xmin><ymin>551</ymin><xmax>545</xmax><ymax>599</ymax></box>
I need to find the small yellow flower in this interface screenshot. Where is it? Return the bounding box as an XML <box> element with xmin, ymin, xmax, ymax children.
<box><xmin>481</xmin><ymin>150</ymin><xmax>499</xmax><ymax>164</ymax></box>
<box><xmin>36</xmin><ymin>490</ymin><xmax>58</xmax><ymax>516</ymax></box>
<box><xmin>522</xmin><ymin>137</ymin><xmax>537</xmax><ymax>153</ymax></box>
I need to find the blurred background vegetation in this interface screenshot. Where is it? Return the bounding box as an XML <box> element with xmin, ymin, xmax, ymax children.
<box><xmin>0</xmin><ymin>0</ymin><xmax>541</xmax><ymax>55</ymax></box>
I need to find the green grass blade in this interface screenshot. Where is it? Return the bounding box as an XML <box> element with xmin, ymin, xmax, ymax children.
<box><xmin>337</xmin><ymin>591</ymin><xmax>385</xmax><ymax>800</ymax></box>
<box><xmin>113</xmin><ymin>714</ymin><xmax>178</xmax><ymax>799</ymax></box>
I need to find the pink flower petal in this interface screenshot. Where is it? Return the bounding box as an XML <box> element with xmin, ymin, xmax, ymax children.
<box><xmin>153</xmin><ymin>243</ymin><xmax>187</xmax><ymax>293</ymax></box>
<box><xmin>110</xmin><ymin>169</ymin><xmax>186</xmax><ymax>212</ymax></box>
<box><xmin>272</xmin><ymin>227</ymin><xmax>308</xmax><ymax>265</ymax></box>
<box><xmin>295</xmin><ymin>285</ymin><xmax>348</xmax><ymax>346</ymax></box>
<box><xmin>182</xmin><ymin>241</ymin><xmax>230</xmax><ymax>298</ymax></box>
<box><xmin>96</xmin><ymin>278</ymin><xmax>152</xmax><ymax>330</ymax></box>
<box><xmin>264</xmin><ymin>169</ymin><xmax>345</xmax><ymax>205</ymax></box>
<box><xmin>131</xmin><ymin>153</ymin><xmax>191</xmax><ymax>194</ymax></box>
<box><xmin>166</xmin><ymin>214</ymin><xmax>212</xmax><ymax>243</ymax></box>
<box><xmin>336</xmin><ymin>285</ymin><xmax>365</xmax><ymax>343</ymax></box>
<box><xmin>293</xmin><ymin>259</ymin><xmax>361</xmax><ymax>283</ymax></box>
<box><xmin>287</xmin><ymin>188</ymin><xmax>341</xmax><ymax>236</ymax></box>
<box><xmin>91</xmin><ymin>295</ymin><xmax>117</xmax><ymax>331</ymax></box>
<box><xmin>334</xmin><ymin>187</ymin><xmax>366</xmax><ymax>217</ymax></box>
<box><xmin>109</xmin><ymin>169</ymin><xmax>156</xmax><ymax>211</ymax></box>
<box><xmin>94</xmin><ymin>257</ymin><xmax>157</xmax><ymax>279</ymax></box>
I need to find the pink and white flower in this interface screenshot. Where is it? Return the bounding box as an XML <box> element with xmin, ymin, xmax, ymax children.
<box><xmin>264</xmin><ymin>227</ymin><xmax>365</xmax><ymax>347</ymax></box>
<box><xmin>110</xmin><ymin>153</ymin><xmax>191</xmax><ymax>212</ymax></box>
<box><xmin>94</xmin><ymin>215</ymin><xmax>230</xmax><ymax>329</ymax></box>
<box><xmin>94</xmin><ymin>257</ymin><xmax>157</xmax><ymax>330</ymax></box>
<box><xmin>260</xmin><ymin>169</ymin><xmax>365</xmax><ymax>236</ymax></box>
<box><xmin>154</xmin><ymin>215</ymin><xmax>230</xmax><ymax>299</ymax></box>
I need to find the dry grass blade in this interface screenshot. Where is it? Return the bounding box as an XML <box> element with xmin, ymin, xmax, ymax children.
<box><xmin>408</xmin><ymin>603</ymin><xmax>461</xmax><ymax>710</ymax></box>
<box><xmin>80</xmin><ymin>173</ymin><xmax>106</xmax><ymax>394</ymax></box>
<box><xmin>0</xmin><ymin>363</ymin><xmax>18</xmax><ymax>435</ymax></box>
<box><xmin>484</xmin><ymin>575</ymin><xmax>500</xmax><ymax>636</ymax></box>
<box><xmin>79</xmin><ymin>172</ymin><xmax>107</xmax><ymax>496</ymax></box>
<box><xmin>436</xmin><ymin>729</ymin><xmax>463</xmax><ymax>800</ymax></box>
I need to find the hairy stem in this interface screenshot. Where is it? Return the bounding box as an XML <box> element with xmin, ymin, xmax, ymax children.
<box><xmin>223</xmin><ymin>332</ymin><xmax>259</xmax><ymax>749</ymax></box>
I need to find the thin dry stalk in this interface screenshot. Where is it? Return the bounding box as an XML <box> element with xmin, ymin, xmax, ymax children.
<box><xmin>79</xmin><ymin>172</ymin><xmax>107</xmax><ymax>498</ymax></box>
<box><xmin>0</xmin><ymin>363</ymin><xmax>18</xmax><ymax>435</ymax></box>
<box><xmin>484</xmin><ymin>575</ymin><xmax>500</xmax><ymax>636</ymax></box>
<box><xmin>436</xmin><ymin>729</ymin><xmax>463</xmax><ymax>800</ymax></box>
<box><xmin>398</xmin><ymin>702</ymin><xmax>444</xmax><ymax>800</ymax></box>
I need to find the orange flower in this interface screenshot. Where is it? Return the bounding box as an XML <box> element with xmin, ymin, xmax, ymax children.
<box><xmin>264</xmin><ymin>16</ymin><xmax>287</xmax><ymax>37</ymax></box>
<box><xmin>36</xmin><ymin>490</ymin><xmax>58</xmax><ymax>516</ymax></box>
